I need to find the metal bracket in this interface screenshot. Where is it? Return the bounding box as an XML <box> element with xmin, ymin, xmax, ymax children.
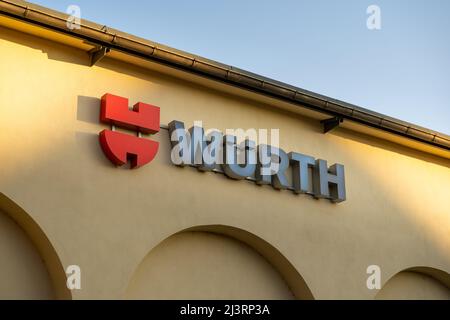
<box><xmin>89</xmin><ymin>46</ymin><xmax>110</xmax><ymax>66</ymax></box>
<box><xmin>321</xmin><ymin>116</ymin><xmax>343</xmax><ymax>133</ymax></box>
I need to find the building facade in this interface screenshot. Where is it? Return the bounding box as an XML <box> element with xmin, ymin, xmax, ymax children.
<box><xmin>0</xmin><ymin>0</ymin><xmax>449</xmax><ymax>299</ymax></box>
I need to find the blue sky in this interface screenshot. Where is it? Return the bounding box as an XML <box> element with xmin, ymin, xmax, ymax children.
<box><xmin>31</xmin><ymin>0</ymin><xmax>450</xmax><ymax>134</ymax></box>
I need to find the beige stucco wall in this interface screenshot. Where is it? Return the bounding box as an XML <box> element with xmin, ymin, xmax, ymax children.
<box><xmin>125</xmin><ymin>232</ymin><xmax>294</xmax><ymax>299</ymax></box>
<box><xmin>376</xmin><ymin>271</ymin><xmax>450</xmax><ymax>300</ymax></box>
<box><xmin>0</xmin><ymin>24</ymin><xmax>449</xmax><ymax>299</ymax></box>
<box><xmin>0</xmin><ymin>210</ymin><xmax>54</xmax><ymax>299</ymax></box>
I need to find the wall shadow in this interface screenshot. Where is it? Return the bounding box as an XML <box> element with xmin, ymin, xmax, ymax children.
<box><xmin>0</xmin><ymin>193</ymin><xmax>72</xmax><ymax>300</ymax></box>
<box><xmin>126</xmin><ymin>224</ymin><xmax>315</xmax><ymax>300</ymax></box>
<box><xmin>376</xmin><ymin>266</ymin><xmax>450</xmax><ymax>300</ymax></box>
<box><xmin>0</xmin><ymin>25</ymin><xmax>91</xmax><ymax>66</ymax></box>
<box><xmin>77</xmin><ymin>96</ymin><xmax>101</xmax><ymax>125</ymax></box>
<box><xmin>332</xmin><ymin>127</ymin><xmax>450</xmax><ymax>168</ymax></box>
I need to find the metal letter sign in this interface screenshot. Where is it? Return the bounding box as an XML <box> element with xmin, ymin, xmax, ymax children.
<box><xmin>168</xmin><ymin>120</ymin><xmax>346</xmax><ymax>202</ymax></box>
<box><xmin>99</xmin><ymin>93</ymin><xmax>160</xmax><ymax>168</ymax></box>
<box><xmin>98</xmin><ymin>94</ymin><xmax>346</xmax><ymax>202</ymax></box>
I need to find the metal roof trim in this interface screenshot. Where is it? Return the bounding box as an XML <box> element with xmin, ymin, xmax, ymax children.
<box><xmin>0</xmin><ymin>0</ymin><xmax>448</xmax><ymax>151</ymax></box>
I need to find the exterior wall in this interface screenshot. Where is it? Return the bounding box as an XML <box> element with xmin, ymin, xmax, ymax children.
<box><xmin>376</xmin><ymin>271</ymin><xmax>450</xmax><ymax>300</ymax></box>
<box><xmin>0</xmin><ymin>25</ymin><xmax>449</xmax><ymax>299</ymax></box>
<box><xmin>0</xmin><ymin>210</ymin><xmax>54</xmax><ymax>299</ymax></box>
<box><xmin>125</xmin><ymin>232</ymin><xmax>294</xmax><ymax>299</ymax></box>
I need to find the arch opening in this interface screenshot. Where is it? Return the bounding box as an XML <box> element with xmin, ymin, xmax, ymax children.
<box><xmin>125</xmin><ymin>224</ymin><xmax>314</xmax><ymax>300</ymax></box>
<box><xmin>376</xmin><ymin>267</ymin><xmax>450</xmax><ymax>300</ymax></box>
<box><xmin>0</xmin><ymin>193</ymin><xmax>71</xmax><ymax>300</ymax></box>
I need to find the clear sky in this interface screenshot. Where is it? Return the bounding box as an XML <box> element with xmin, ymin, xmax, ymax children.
<box><xmin>31</xmin><ymin>0</ymin><xmax>450</xmax><ymax>134</ymax></box>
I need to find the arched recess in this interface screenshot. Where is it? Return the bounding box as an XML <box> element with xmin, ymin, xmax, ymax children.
<box><xmin>376</xmin><ymin>266</ymin><xmax>450</xmax><ymax>300</ymax></box>
<box><xmin>0</xmin><ymin>193</ymin><xmax>71</xmax><ymax>299</ymax></box>
<box><xmin>125</xmin><ymin>224</ymin><xmax>314</xmax><ymax>300</ymax></box>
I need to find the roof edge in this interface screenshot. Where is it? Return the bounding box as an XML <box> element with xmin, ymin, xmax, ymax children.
<box><xmin>0</xmin><ymin>0</ymin><xmax>449</xmax><ymax>151</ymax></box>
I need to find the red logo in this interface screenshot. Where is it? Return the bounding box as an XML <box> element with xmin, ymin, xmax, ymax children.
<box><xmin>99</xmin><ymin>93</ymin><xmax>160</xmax><ymax>168</ymax></box>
